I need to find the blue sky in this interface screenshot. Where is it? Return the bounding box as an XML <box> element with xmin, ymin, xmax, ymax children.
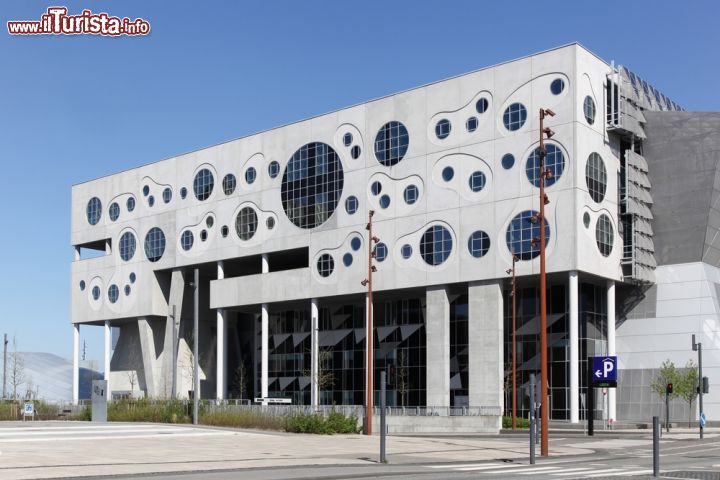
<box><xmin>0</xmin><ymin>1</ymin><xmax>717</xmax><ymax>366</ymax></box>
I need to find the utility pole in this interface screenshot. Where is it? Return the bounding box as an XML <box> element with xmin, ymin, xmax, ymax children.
<box><xmin>506</xmin><ymin>253</ymin><xmax>518</xmax><ymax>430</ymax></box>
<box><xmin>537</xmin><ymin>107</ymin><xmax>556</xmax><ymax>456</ymax></box>
<box><xmin>2</xmin><ymin>333</ymin><xmax>7</xmax><ymax>399</ymax></box>
<box><xmin>361</xmin><ymin>210</ymin><xmax>379</xmax><ymax>435</ymax></box>
<box><xmin>193</xmin><ymin>269</ymin><xmax>199</xmax><ymax>425</ymax></box>
<box><xmin>692</xmin><ymin>334</ymin><xmax>704</xmax><ymax>439</ymax></box>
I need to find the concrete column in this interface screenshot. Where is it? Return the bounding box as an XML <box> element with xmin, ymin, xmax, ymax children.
<box><xmin>261</xmin><ymin>304</ymin><xmax>269</xmax><ymax>402</ymax></box>
<box><xmin>468</xmin><ymin>281</ymin><xmax>503</xmax><ymax>410</ymax></box>
<box><xmin>426</xmin><ymin>286</ymin><xmax>450</xmax><ymax>407</ymax></box>
<box><xmin>137</xmin><ymin>317</ymin><xmax>157</xmax><ymax>397</ymax></box>
<box><xmin>74</xmin><ymin>246</ymin><xmax>81</xmax><ymax>261</ymax></box>
<box><xmin>104</xmin><ymin>321</ymin><xmax>112</xmax><ymax>402</ymax></box>
<box><xmin>607</xmin><ymin>280</ymin><xmax>616</xmax><ymax>423</ymax></box>
<box><xmin>216</xmin><ymin>261</ymin><xmax>226</xmax><ymax>400</ymax></box>
<box><xmin>105</xmin><ymin>239</ymin><xmax>111</xmax><ymax>255</ymax></box>
<box><xmin>569</xmin><ymin>271</ymin><xmax>579</xmax><ymax>423</ymax></box>
<box><xmin>73</xmin><ymin>323</ymin><xmax>80</xmax><ymax>405</ymax></box>
<box><xmin>310</xmin><ymin>298</ymin><xmax>319</xmax><ymax>408</ymax></box>
<box><xmin>261</xmin><ymin>254</ymin><xmax>269</xmax><ymax>274</ymax></box>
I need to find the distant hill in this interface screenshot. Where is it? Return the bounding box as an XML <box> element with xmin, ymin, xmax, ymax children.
<box><xmin>8</xmin><ymin>352</ymin><xmax>101</xmax><ymax>402</ymax></box>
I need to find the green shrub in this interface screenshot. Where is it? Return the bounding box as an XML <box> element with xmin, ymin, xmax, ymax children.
<box><xmin>200</xmin><ymin>409</ymin><xmax>286</xmax><ymax>431</ymax></box>
<box><xmin>502</xmin><ymin>415</ymin><xmax>530</xmax><ymax>429</ymax></box>
<box><xmin>107</xmin><ymin>398</ymin><xmax>191</xmax><ymax>423</ymax></box>
<box><xmin>285</xmin><ymin>409</ymin><xmax>360</xmax><ymax>434</ymax></box>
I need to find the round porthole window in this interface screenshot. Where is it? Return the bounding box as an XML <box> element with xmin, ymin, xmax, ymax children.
<box><xmin>503</xmin><ymin>103</ymin><xmax>527</xmax><ymax>131</ymax></box>
<box><xmin>317</xmin><ymin>253</ymin><xmax>334</xmax><ymax>277</ymax></box>
<box><xmin>435</xmin><ymin>119</ymin><xmax>451</xmax><ymax>139</ymax></box>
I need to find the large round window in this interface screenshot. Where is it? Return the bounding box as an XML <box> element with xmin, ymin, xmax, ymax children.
<box><xmin>420</xmin><ymin>225</ymin><xmax>453</xmax><ymax>266</ymax></box>
<box><xmin>86</xmin><ymin>197</ymin><xmax>102</xmax><ymax>225</ymax></box>
<box><xmin>317</xmin><ymin>253</ymin><xmax>334</xmax><ymax>277</ymax></box>
<box><xmin>586</xmin><ymin>153</ymin><xmax>607</xmax><ymax>203</ymax></box>
<box><xmin>119</xmin><ymin>232</ymin><xmax>137</xmax><ymax>261</ymax></box>
<box><xmin>596</xmin><ymin>214</ymin><xmax>614</xmax><ymax>257</ymax></box>
<box><xmin>506</xmin><ymin>210</ymin><xmax>550</xmax><ymax>261</ymax></box>
<box><xmin>281</xmin><ymin>142</ymin><xmax>344</xmax><ymax>229</ymax></box>
<box><xmin>526</xmin><ymin>143</ymin><xmax>565</xmax><ymax>188</ymax></box>
<box><xmin>144</xmin><ymin>227</ymin><xmax>166</xmax><ymax>262</ymax></box>
<box><xmin>503</xmin><ymin>103</ymin><xmax>527</xmax><ymax>131</ymax></box>
<box><xmin>193</xmin><ymin>168</ymin><xmax>214</xmax><ymax>201</ymax></box>
<box><xmin>374</xmin><ymin>121</ymin><xmax>409</xmax><ymax>166</ymax></box>
<box><xmin>235</xmin><ymin>206</ymin><xmax>258</xmax><ymax>240</ymax></box>
<box><xmin>468</xmin><ymin>231</ymin><xmax>490</xmax><ymax>258</ymax></box>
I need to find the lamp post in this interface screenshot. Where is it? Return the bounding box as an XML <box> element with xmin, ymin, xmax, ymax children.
<box><xmin>506</xmin><ymin>253</ymin><xmax>519</xmax><ymax>430</ymax></box>
<box><xmin>361</xmin><ymin>210</ymin><xmax>380</xmax><ymax>435</ymax></box>
<box><xmin>538</xmin><ymin>108</ymin><xmax>555</xmax><ymax>456</ymax></box>
<box><xmin>692</xmin><ymin>334</ymin><xmax>704</xmax><ymax>439</ymax></box>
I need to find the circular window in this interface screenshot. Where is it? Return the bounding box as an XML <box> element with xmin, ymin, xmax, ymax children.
<box><xmin>435</xmin><ymin>119</ymin><xmax>451</xmax><ymax>139</ymax></box>
<box><xmin>550</xmin><ymin>78</ymin><xmax>565</xmax><ymax>95</ymax></box>
<box><xmin>469</xmin><ymin>171</ymin><xmax>486</xmax><ymax>192</ymax></box>
<box><xmin>586</xmin><ymin>153</ymin><xmax>607</xmax><ymax>203</ymax></box>
<box><xmin>401</xmin><ymin>244</ymin><xmax>413</xmax><ymax>259</ymax></box>
<box><xmin>223</xmin><ymin>174</ymin><xmax>237</xmax><ymax>195</ymax></box>
<box><xmin>142</xmin><ymin>185</ymin><xmax>150</xmax><ymax>197</ymax></box>
<box><xmin>180</xmin><ymin>230</ymin><xmax>194</xmax><ymax>251</ymax></box>
<box><xmin>144</xmin><ymin>227</ymin><xmax>166</xmax><ymax>262</ymax></box>
<box><xmin>476</xmin><ymin>97</ymin><xmax>489</xmax><ymax>114</ymax></box>
<box><xmin>379</xmin><ymin>194</ymin><xmax>391</xmax><ymax>209</ymax></box>
<box><xmin>79</xmin><ymin>280</ymin><xmax>86</xmax><ymax>291</ymax></box>
<box><xmin>466</xmin><ymin>117</ymin><xmax>478</xmax><ymax>132</ymax></box>
<box><xmin>404</xmin><ymin>185</ymin><xmax>419</xmax><ymax>205</ymax></box>
<box><xmin>501</xmin><ymin>153</ymin><xmax>515</xmax><ymax>170</ymax></box>
<box><xmin>180</xmin><ymin>187</ymin><xmax>187</xmax><ymax>199</ymax></box>
<box><xmin>221</xmin><ymin>225</ymin><xmax>229</xmax><ymax>237</ymax></box>
<box><xmin>282</xmin><ymin>142</ymin><xmax>344</xmax><ymax>229</ymax></box>
<box><xmin>468</xmin><ymin>231</ymin><xmax>490</xmax><ymax>258</ymax></box>
<box><xmin>526</xmin><ymin>144</ymin><xmax>565</xmax><ymax>188</ymax></box>
<box><xmin>371</xmin><ymin>181</ymin><xmax>382</xmax><ymax>196</ymax></box>
<box><xmin>503</xmin><ymin>103</ymin><xmax>527</xmax><ymax>131</ymax></box>
<box><xmin>235</xmin><ymin>207</ymin><xmax>258</xmax><ymax>240</ymax></box>
<box><xmin>268</xmin><ymin>161</ymin><xmax>280</xmax><ymax>179</ymax></box>
<box><xmin>442</xmin><ymin>166</ymin><xmax>454</xmax><ymax>182</ymax></box>
<box><xmin>193</xmin><ymin>168</ymin><xmax>214</xmax><ymax>201</ymax></box>
<box><xmin>129</xmin><ymin>272</ymin><xmax>136</xmax><ymax>283</ymax></box>
<box><xmin>420</xmin><ymin>225</ymin><xmax>453</xmax><ymax>266</ymax></box>
<box><xmin>351</xmin><ymin>237</ymin><xmax>362</xmax><ymax>251</ymax></box>
<box><xmin>124</xmin><ymin>285</ymin><xmax>131</xmax><ymax>296</ymax></box>
<box><xmin>92</xmin><ymin>286</ymin><xmax>101</xmax><ymax>301</ymax></box>
<box><xmin>127</xmin><ymin>197</ymin><xmax>136</xmax><ymax>212</ymax></box>
<box><xmin>343</xmin><ymin>253</ymin><xmax>353</xmax><ymax>267</ymax></box>
<box><xmin>119</xmin><ymin>232</ymin><xmax>137</xmax><ymax>261</ymax></box>
<box><xmin>162</xmin><ymin>188</ymin><xmax>172</xmax><ymax>204</ymax></box>
<box><xmin>584</xmin><ymin>96</ymin><xmax>596</xmax><ymax>125</ymax></box>
<box><xmin>148</xmin><ymin>195</ymin><xmax>155</xmax><ymax>207</ymax></box>
<box><xmin>266</xmin><ymin>217</ymin><xmax>275</xmax><ymax>230</ymax></box>
<box><xmin>245</xmin><ymin>167</ymin><xmax>256</xmax><ymax>184</ymax></box>
<box><xmin>343</xmin><ymin>133</ymin><xmax>353</xmax><ymax>147</ymax></box>
<box><xmin>506</xmin><ymin>210</ymin><xmax>550</xmax><ymax>260</ymax></box>
<box><xmin>109</xmin><ymin>202</ymin><xmax>120</xmax><ymax>222</ymax></box>
<box><xmin>374</xmin><ymin>121</ymin><xmax>409</xmax><ymax>166</ymax></box>
<box><xmin>583</xmin><ymin>212</ymin><xmax>591</xmax><ymax>228</ymax></box>
<box><xmin>596</xmin><ymin>214</ymin><xmax>614</xmax><ymax>257</ymax></box>
<box><xmin>86</xmin><ymin>197</ymin><xmax>102</xmax><ymax>225</ymax></box>
<box><xmin>108</xmin><ymin>285</ymin><xmax>119</xmax><ymax>304</ymax></box>
<box><xmin>206</xmin><ymin>216</ymin><xmax>214</xmax><ymax>228</ymax></box>
<box><xmin>317</xmin><ymin>253</ymin><xmax>334</xmax><ymax>277</ymax></box>
<box><xmin>345</xmin><ymin>196</ymin><xmax>358</xmax><ymax>214</ymax></box>
<box><xmin>200</xmin><ymin>229</ymin><xmax>208</xmax><ymax>242</ymax></box>
<box><xmin>351</xmin><ymin>145</ymin><xmax>361</xmax><ymax>160</ymax></box>
<box><xmin>374</xmin><ymin>242</ymin><xmax>387</xmax><ymax>262</ymax></box>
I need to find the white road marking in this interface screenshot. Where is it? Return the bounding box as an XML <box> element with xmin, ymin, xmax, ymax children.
<box><xmin>456</xmin><ymin>463</ymin><xmax>527</xmax><ymax>471</ymax></box>
<box><xmin>514</xmin><ymin>466</ymin><xmax>573</xmax><ymax>474</ymax></box>
<box><xmin>0</xmin><ymin>427</ymin><xmax>207</xmax><ymax>436</ymax></box>
<box><xmin>0</xmin><ymin>431</ymin><xmax>246</xmax><ymax>443</ymax></box>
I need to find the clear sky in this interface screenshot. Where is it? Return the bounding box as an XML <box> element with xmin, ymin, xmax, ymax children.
<box><xmin>0</xmin><ymin>1</ymin><xmax>717</xmax><ymax>366</ymax></box>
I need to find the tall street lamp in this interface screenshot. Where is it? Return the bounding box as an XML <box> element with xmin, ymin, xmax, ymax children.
<box><xmin>538</xmin><ymin>107</ymin><xmax>555</xmax><ymax>456</ymax></box>
<box><xmin>361</xmin><ymin>210</ymin><xmax>380</xmax><ymax>435</ymax></box>
<box><xmin>506</xmin><ymin>253</ymin><xmax>519</xmax><ymax>430</ymax></box>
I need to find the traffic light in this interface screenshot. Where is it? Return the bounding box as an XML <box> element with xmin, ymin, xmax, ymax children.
<box><xmin>702</xmin><ymin>376</ymin><xmax>709</xmax><ymax>394</ymax></box>
<box><xmin>666</xmin><ymin>383</ymin><xmax>673</xmax><ymax>395</ymax></box>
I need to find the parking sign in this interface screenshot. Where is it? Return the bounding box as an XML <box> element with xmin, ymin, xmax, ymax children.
<box><xmin>592</xmin><ymin>356</ymin><xmax>617</xmax><ymax>388</ymax></box>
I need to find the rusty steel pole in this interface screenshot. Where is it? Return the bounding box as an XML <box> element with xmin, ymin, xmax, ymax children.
<box><xmin>363</xmin><ymin>210</ymin><xmax>378</xmax><ymax>435</ymax></box>
<box><xmin>538</xmin><ymin>108</ymin><xmax>555</xmax><ymax>456</ymax></box>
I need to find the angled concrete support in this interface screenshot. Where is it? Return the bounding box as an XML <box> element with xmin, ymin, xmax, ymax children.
<box><xmin>311</xmin><ymin>298</ymin><xmax>319</xmax><ymax>408</ymax></box>
<box><xmin>261</xmin><ymin>304</ymin><xmax>269</xmax><ymax>402</ymax></box>
<box><xmin>73</xmin><ymin>323</ymin><xmax>80</xmax><ymax>404</ymax></box>
<box><xmin>426</xmin><ymin>285</ymin><xmax>450</xmax><ymax>407</ymax></box>
<box><xmin>137</xmin><ymin>317</ymin><xmax>158</xmax><ymax>397</ymax></box>
<box><xmin>569</xmin><ymin>271</ymin><xmax>579</xmax><ymax>423</ymax></box>
<box><xmin>217</xmin><ymin>261</ymin><xmax>226</xmax><ymax>400</ymax></box>
<box><xmin>104</xmin><ymin>320</ymin><xmax>112</xmax><ymax>401</ymax></box>
<box><xmin>468</xmin><ymin>281</ymin><xmax>503</xmax><ymax>410</ymax></box>
<box><xmin>166</xmin><ymin>269</ymin><xmax>185</xmax><ymax>399</ymax></box>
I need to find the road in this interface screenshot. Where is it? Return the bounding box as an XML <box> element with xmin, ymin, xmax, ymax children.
<box><xmin>0</xmin><ymin>422</ymin><xmax>718</xmax><ymax>479</ymax></box>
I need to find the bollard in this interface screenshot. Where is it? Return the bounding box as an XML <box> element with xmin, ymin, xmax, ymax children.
<box><xmin>380</xmin><ymin>370</ymin><xmax>386</xmax><ymax>463</ymax></box>
<box><xmin>652</xmin><ymin>415</ymin><xmax>660</xmax><ymax>477</ymax></box>
<box><xmin>529</xmin><ymin>374</ymin><xmax>536</xmax><ymax>465</ymax></box>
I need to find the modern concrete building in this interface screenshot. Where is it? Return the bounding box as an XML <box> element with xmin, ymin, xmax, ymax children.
<box><xmin>70</xmin><ymin>43</ymin><xmax>717</xmax><ymax>430</ymax></box>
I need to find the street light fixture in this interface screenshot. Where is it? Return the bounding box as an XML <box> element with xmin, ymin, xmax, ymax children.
<box><xmin>538</xmin><ymin>107</ymin><xmax>555</xmax><ymax>457</ymax></box>
<box><xmin>362</xmin><ymin>210</ymin><xmax>380</xmax><ymax>435</ymax></box>
<box><xmin>692</xmin><ymin>334</ymin><xmax>704</xmax><ymax>439</ymax></box>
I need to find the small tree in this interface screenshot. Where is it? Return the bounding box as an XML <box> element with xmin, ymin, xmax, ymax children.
<box><xmin>677</xmin><ymin>360</ymin><xmax>699</xmax><ymax>427</ymax></box>
<box><xmin>394</xmin><ymin>349</ymin><xmax>410</xmax><ymax>407</ymax></box>
<box><xmin>125</xmin><ymin>341</ymin><xmax>141</xmax><ymax>397</ymax></box>
<box><xmin>303</xmin><ymin>347</ymin><xmax>335</xmax><ymax>403</ymax></box>
<box><xmin>9</xmin><ymin>337</ymin><xmax>25</xmax><ymax>400</ymax></box>
<box><xmin>231</xmin><ymin>361</ymin><xmax>249</xmax><ymax>400</ymax></box>
<box><xmin>651</xmin><ymin>359</ymin><xmax>679</xmax><ymax>401</ymax></box>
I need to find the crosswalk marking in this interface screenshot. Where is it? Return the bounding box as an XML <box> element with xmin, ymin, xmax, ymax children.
<box><xmin>515</xmin><ymin>466</ymin><xmax>573</xmax><ymax>474</ymax></box>
<box><xmin>426</xmin><ymin>462</ymin><xmax>663</xmax><ymax>478</ymax></box>
<box><xmin>457</xmin><ymin>463</ymin><xmax>527</xmax><ymax>471</ymax></box>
